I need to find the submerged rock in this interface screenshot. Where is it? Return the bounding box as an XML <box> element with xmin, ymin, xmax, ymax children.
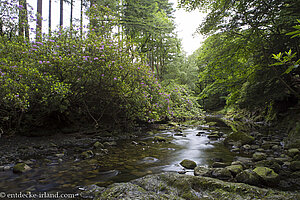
<box><xmin>90</xmin><ymin>172</ymin><xmax>300</xmax><ymax>200</ymax></box>
<box><xmin>180</xmin><ymin>159</ymin><xmax>197</xmax><ymax>169</ymax></box>
<box><xmin>13</xmin><ymin>163</ymin><xmax>32</xmax><ymax>173</ymax></box>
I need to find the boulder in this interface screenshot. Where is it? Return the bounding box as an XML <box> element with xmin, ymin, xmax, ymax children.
<box><xmin>225</xmin><ymin>165</ymin><xmax>243</xmax><ymax>176</ymax></box>
<box><xmin>211</xmin><ymin>168</ymin><xmax>232</xmax><ymax>180</ymax></box>
<box><xmin>288</xmin><ymin>148</ymin><xmax>300</xmax><ymax>158</ymax></box>
<box><xmin>153</xmin><ymin>136</ymin><xmax>166</xmax><ymax>142</ymax></box>
<box><xmin>88</xmin><ymin>172</ymin><xmax>300</xmax><ymax>200</ymax></box>
<box><xmin>207</xmin><ymin>134</ymin><xmax>219</xmax><ymax>140</ymax></box>
<box><xmin>224</xmin><ymin>132</ymin><xmax>254</xmax><ymax>146</ymax></box>
<box><xmin>235</xmin><ymin>169</ymin><xmax>261</xmax><ymax>186</ymax></box>
<box><xmin>253</xmin><ymin>167</ymin><xmax>279</xmax><ymax>186</ymax></box>
<box><xmin>180</xmin><ymin>159</ymin><xmax>197</xmax><ymax>169</ymax></box>
<box><xmin>255</xmin><ymin>160</ymin><xmax>281</xmax><ymax>173</ymax></box>
<box><xmin>93</xmin><ymin>141</ymin><xmax>104</xmax><ymax>149</ymax></box>
<box><xmin>212</xmin><ymin>162</ymin><xmax>228</xmax><ymax>168</ymax></box>
<box><xmin>13</xmin><ymin>163</ymin><xmax>32</xmax><ymax>173</ymax></box>
<box><xmin>81</xmin><ymin>150</ymin><xmax>94</xmax><ymax>159</ymax></box>
<box><xmin>194</xmin><ymin>166</ymin><xmax>212</xmax><ymax>177</ymax></box>
<box><xmin>290</xmin><ymin>161</ymin><xmax>300</xmax><ymax>171</ymax></box>
<box><xmin>252</xmin><ymin>152</ymin><xmax>267</xmax><ymax>162</ymax></box>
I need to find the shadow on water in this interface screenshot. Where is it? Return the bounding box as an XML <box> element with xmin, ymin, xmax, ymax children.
<box><xmin>0</xmin><ymin>124</ymin><xmax>238</xmax><ymax>193</ymax></box>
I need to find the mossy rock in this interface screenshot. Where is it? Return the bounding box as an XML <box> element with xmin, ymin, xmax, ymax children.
<box><xmin>93</xmin><ymin>141</ymin><xmax>104</xmax><ymax>149</ymax></box>
<box><xmin>13</xmin><ymin>163</ymin><xmax>32</xmax><ymax>173</ymax></box>
<box><xmin>211</xmin><ymin>168</ymin><xmax>232</xmax><ymax>180</ymax></box>
<box><xmin>255</xmin><ymin>160</ymin><xmax>281</xmax><ymax>173</ymax></box>
<box><xmin>224</xmin><ymin>132</ymin><xmax>254</xmax><ymax>146</ymax></box>
<box><xmin>252</xmin><ymin>152</ymin><xmax>267</xmax><ymax>162</ymax></box>
<box><xmin>81</xmin><ymin>150</ymin><xmax>94</xmax><ymax>159</ymax></box>
<box><xmin>253</xmin><ymin>167</ymin><xmax>279</xmax><ymax>186</ymax></box>
<box><xmin>91</xmin><ymin>172</ymin><xmax>300</xmax><ymax>200</ymax></box>
<box><xmin>225</xmin><ymin>165</ymin><xmax>243</xmax><ymax>176</ymax></box>
<box><xmin>235</xmin><ymin>169</ymin><xmax>261</xmax><ymax>186</ymax></box>
<box><xmin>153</xmin><ymin>136</ymin><xmax>167</xmax><ymax>142</ymax></box>
<box><xmin>290</xmin><ymin>161</ymin><xmax>300</xmax><ymax>171</ymax></box>
<box><xmin>194</xmin><ymin>166</ymin><xmax>213</xmax><ymax>177</ymax></box>
<box><xmin>207</xmin><ymin>134</ymin><xmax>220</xmax><ymax>140</ymax></box>
<box><xmin>287</xmin><ymin>148</ymin><xmax>300</xmax><ymax>158</ymax></box>
<box><xmin>180</xmin><ymin>159</ymin><xmax>197</xmax><ymax>169</ymax></box>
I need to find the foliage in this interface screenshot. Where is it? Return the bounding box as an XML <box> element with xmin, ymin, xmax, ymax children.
<box><xmin>0</xmin><ymin>1</ymin><xmax>201</xmax><ymax>134</ymax></box>
<box><xmin>181</xmin><ymin>0</ymin><xmax>300</xmax><ymax>116</ymax></box>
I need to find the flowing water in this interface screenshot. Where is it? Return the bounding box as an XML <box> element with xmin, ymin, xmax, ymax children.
<box><xmin>0</xmin><ymin>124</ymin><xmax>237</xmax><ymax>195</ymax></box>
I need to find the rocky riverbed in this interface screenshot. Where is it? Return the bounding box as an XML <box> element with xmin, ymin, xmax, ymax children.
<box><xmin>0</xmin><ymin>118</ymin><xmax>300</xmax><ymax>199</ymax></box>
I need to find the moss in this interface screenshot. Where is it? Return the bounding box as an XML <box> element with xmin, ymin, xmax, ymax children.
<box><xmin>180</xmin><ymin>159</ymin><xmax>197</xmax><ymax>169</ymax></box>
<box><xmin>224</xmin><ymin>131</ymin><xmax>254</xmax><ymax>145</ymax></box>
<box><xmin>13</xmin><ymin>163</ymin><xmax>31</xmax><ymax>173</ymax></box>
<box><xmin>253</xmin><ymin>167</ymin><xmax>279</xmax><ymax>185</ymax></box>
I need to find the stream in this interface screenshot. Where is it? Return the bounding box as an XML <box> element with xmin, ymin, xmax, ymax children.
<box><xmin>0</xmin><ymin>123</ymin><xmax>238</xmax><ymax>195</ymax></box>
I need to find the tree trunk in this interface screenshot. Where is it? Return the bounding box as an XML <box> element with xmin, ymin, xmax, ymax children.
<box><xmin>49</xmin><ymin>0</ymin><xmax>51</xmax><ymax>35</ymax></box>
<box><xmin>80</xmin><ymin>0</ymin><xmax>83</xmax><ymax>37</ymax></box>
<box><xmin>18</xmin><ymin>0</ymin><xmax>24</xmax><ymax>37</ymax></box>
<box><xmin>70</xmin><ymin>0</ymin><xmax>73</xmax><ymax>32</ymax></box>
<box><xmin>24</xmin><ymin>0</ymin><xmax>29</xmax><ymax>39</ymax></box>
<box><xmin>36</xmin><ymin>0</ymin><xmax>42</xmax><ymax>39</ymax></box>
<box><xmin>60</xmin><ymin>0</ymin><xmax>63</xmax><ymax>27</ymax></box>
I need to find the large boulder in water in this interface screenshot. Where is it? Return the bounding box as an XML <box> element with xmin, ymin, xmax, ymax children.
<box><xmin>224</xmin><ymin>132</ymin><xmax>254</xmax><ymax>146</ymax></box>
<box><xmin>180</xmin><ymin>159</ymin><xmax>197</xmax><ymax>169</ymax></box>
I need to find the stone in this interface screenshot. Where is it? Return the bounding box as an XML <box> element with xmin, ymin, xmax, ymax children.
<box><xmin>235</xmin><ymin>169</ymin><xmax>261</xmax><ymax>186</ymax></box>
<box><xmin>0</xmin><ymin>166</ymin><xmax>4</xmax><ymax>171</ymax></box>
<box><xmin>211</xmin><ymin>168</ymin><xmax>232</xmax><ymax>180</ymax></box>
<box><xmin>290</xmin><ymin>161</ymin><xmax>300</xmax><ymax>171</ymax></box>
<box><xmin>242</xmin><ymin>144</ymin><xmax>251</xmax><ymax>151</ymax></box>
<box><xmin>231</xmin><ymin>148</ymin><xmax>240</xmax><ymax>153</ymax></box>
<box><xmin>153</xmin><ymin>136</ymin><xmax>166</xmax><ymax>142</ymax></box>
<box><xmin>174</xmin><ymin>133</ymin><xmax>184</xmax><ymax>136</ymax></box>
<box><xmin>194</xmin><ymin>166</ymin><xmax>212</xmax><ymax>177</ymax></box>
<box><xmin>255</xmin><ymin>160</ymin><xmax>281</xmax><ymax>173</ymax></box>
<box><xmin>224</xmin><ymin>132</ymin><xmax>254</xmax><ymax>146</ymax></box>
<box><xmin>103</xmin><ymin>141</ymin><xmax>117</xmax><ymax>146</ymax></box>
<box><xmin>288</xmin><ymin>148</ymin><xmax>300</xmax><ymax>158</ymax></box>
<box><xmin>89</xmin><ymin>172</ymin><xmax>300</xmax><ymax>200</ymax></box>
<box><xmin>81</xmin><ymin>150</ymin><xmax>94</xmax><ymax>159</ymax></box>
<box><xmin>252</xmin><ymin>152</ymin><xmax>267</xmax><ymax>162</ymax></box>
<box><xmin>93</xmin><ymin>141</ymin><xmax>104</xmax><ymax>149</ymax></box>
<box><xmin>13</xmin><ymin>163</ymin><xmax>32</xmax><ymax>173</ymax></box>
<box><xmin>207</xmin><ymin>134</ymin><xmax>219</xmax><ymax>140</ymax></box>
<box><xmin>253</xmin><ymin>167</ymin><xmax>279</xmax><ymax>185</ymax></box>
<box><xmin>235</xmin><ymin>157</ymin><xmax>254</xmax><ymax>168</ymax></box>
<box><xmin>212</xmin><ymin>162</ymin><xmax>228</xmax><ymax>168</ymax></box>
<box><xmin>225</xmin><ymin>165</ymin><xmax>243</xmax><ymax>176</ymax></box>
<box><xmin>180</xmin><ymin>159</ymin><xmax>197</xmax><ymax>169</ymax></box>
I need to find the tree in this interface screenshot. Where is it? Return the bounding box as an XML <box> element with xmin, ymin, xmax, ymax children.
<box><xmin>49</xmin><ymin>0</ymin><xmax>51</xmax><ymax>35</ymax></box>
<box><xmin>36</xmin><ymin>0</ymin><xmax>42</xmax><ymax>38</ymax></box>
<box><xmin>60</xmin><ymin>0</ymin><xmax>63</xmax><ymax>27</ymax></box>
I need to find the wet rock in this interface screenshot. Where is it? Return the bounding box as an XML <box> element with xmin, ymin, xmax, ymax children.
<box><xmin>93</xmin><ymin>141</ymin><xmax>104</xmax><ymax>149</ymax></box>
<box><xmin>13</xmin><ymin>163</ymin><xmax>32</xmax><ymax>173</ymax></box>
<box><xmin>253</xmin><ymin>167</ymin><xmax>279</xmax><ymax>186</ymax></box>
<box><xmin>180</xmin><ymin>159</ymin><xmax>197</xmax><ymax>169</ymax></box>
<box><xmin>207</xmin><ymin>134</ymin><xmax>219</xmax><ymax>140</ymax></box>
<box><xmin>235</xmin><ymin>169</ymin><xmax>261</xmax><ymax>186</ymax></box>
<box><xmin>103</xmin><ymin>141</ymin><xmax>117</xmax><ymax>146</ymax></box>
<box><xmin>212</xmin><ymin>162</ymin><xmax>228</xmax><ymax>168</ymax></box>
<box><xmin>80</xmin><ymin>150</ymin><xmax>94</xmax><ymax>159</ymax></box>
<box><xmin>290</xmin><ymin>161</ymin><xmax>300</xmax><ymax>171</ymax></box>
<box><xmin>139</xmin><ymin>157</ymin><xmax>159</xmax><ymax>164</ymax></box>
<box><xmin>211</xmin><ymin>168</ymin><xmax>232</xmax><ymax>180</ymax></box>
<box><xmin>252</xmin><ymin>152</ymin><xmax>267</xmax><ymax>162</ymax></box>
<box><xmin>196</xmin><ymin>131</ymin><xmax>205</xmax><ymax>136</ymax></box>
<box><xmin>153</xmin><ymin>136</ymin><xmax>166</xmax><ymax>142</ymax></box>
<box><xmin>225</xmin><ymin>165</ymin><xmax>243</xmax><ymax>176</ymax></box>
<box><xmin>224</xmin><ymin>132</ymin><xmax>254</xmax><ymax>146</ymax></box>
<box><xmin>287</xmin><ymin>148</ymin><xmax>300</xmax><ymax>158</ymax></box>
<box><xmin>174</xmin><ymin>133</ymin><xmax>184</xmax><ymax>136</ymax></box>
<box><xmin>194</xmin><ymin>166</ymin><xmax>212</xmax><ymax>177</ymax></box>
<box><xmin>255</xmin><ymin>160</ymin><xmax>281</xmax><ymax>173</ymax></box>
